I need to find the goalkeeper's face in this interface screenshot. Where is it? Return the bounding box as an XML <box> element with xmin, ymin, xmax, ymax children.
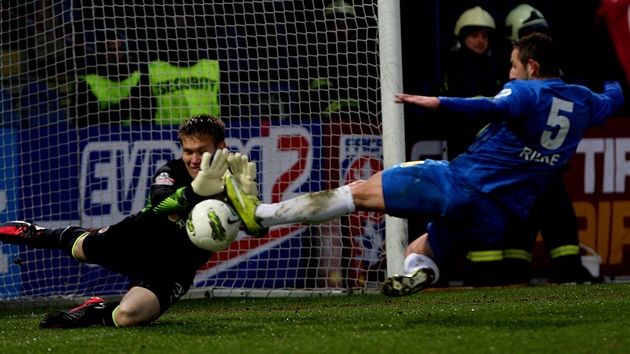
<box><xmin>181</xmin><ymin>136</ymin><xmax>227</xmax><ymax>179</ymax></box>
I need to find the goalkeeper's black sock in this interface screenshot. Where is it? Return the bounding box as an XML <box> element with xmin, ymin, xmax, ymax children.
<box><xmin>101</xmin><ymin>302</ymin><xmax>120</xmax><ymax>327</ymax></box>
<box><xmin>58</xmin><ymin>227</ymin><xmax>90</xmax><ymax>257</ymax></box>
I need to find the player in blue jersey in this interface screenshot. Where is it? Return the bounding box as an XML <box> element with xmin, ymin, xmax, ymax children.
<box><xmin>224</xmin><ymin>33</ymin><xmax>624</xmax><ymax>297</ymax></box>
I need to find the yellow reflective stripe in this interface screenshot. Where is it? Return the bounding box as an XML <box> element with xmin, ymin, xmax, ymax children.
<box><xmin>112</xmin><ymin>305</ymin><xmax>120</xmax><ymax>327</ymax></box>
<box><xmin>477</xmin><ymin>123</ymin><xmax>490</xmax><ymax>136</ymax></box>
<box><xmin>549</xmin><ymin>245</ymin><xmax>580</xmax><ymax>259</ymax></box>
<box><xmin>70</xmin><ymin>232</ymin><xmax>90</xmax><ymax>261</ymax></box>
<box><xmin>503</xmin><ymin>248</ymin><xmax>532</xmax><ymax>262</ymax></box>
<box><xmin>310</xmin><ymin>78</ymin><xmax>334</xmax><ymax>90</ymax></box>
<box><xmin>466</xmin><ymin>250</ymin><xmax>503</xmax><ymax>262</ymax></box>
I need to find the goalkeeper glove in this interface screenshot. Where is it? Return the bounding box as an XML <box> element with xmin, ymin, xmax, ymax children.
<box><xmin>227</xmin><ymin>152</ymin><xmax>259</xmax><ymax>197</ymax></box>
<box><xmin>191</xmin><ymin>149</ymin><xmax>229</xmax><ymax>197</ymax></box>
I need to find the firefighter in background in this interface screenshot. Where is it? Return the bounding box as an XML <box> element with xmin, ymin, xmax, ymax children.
<box><xmin>464</xmin><ymin>4</ymin><xmax>600</xmax><ymax>286</ymax></box>
<box><xmin>437</xmin><ymin>6</ymin><xmax>504</xmax><ymax>286</ymax></box>
<box><xmin>443</xmin><ymin>6</ymin><xmax>500</xmax><ymax>98</ymax></box>
<box><xmin>505</xmin><ymin>4</ymin><xmax>549</xmax><ymax>42</ymax></box>
<box><xmin>145</xmin><ymin>4</ymin><xmax>220</xmax><ymax>126</ymax></box>
<box><xmin>496</xmin><ymin>3</ymin><xmax>551</xmax><ymax>84</ymax></box>
<box><xmin>298</xmin><ymin>0</ymin><xmax>379</xmax><ymax>122</ymax></box>
<box><xmin>70</xmin><ymin>29</ymin><xmax>154</xmax><ymax>126</ymax></box>
<box><xmin>441</xmin><ymin>6</ymin><xmax>501</xmax><ymax>165</ymax></box>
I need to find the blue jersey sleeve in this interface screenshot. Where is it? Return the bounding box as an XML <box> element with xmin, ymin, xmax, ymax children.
<box><xmin>589</xmin><ymin>81</ymin><xmax>625</xmax><ymax>126</ymax></box>
<box><xmin>438</xmin><ymin>81</ymin><xmax>530</xmax><ymax>119</ymax></box>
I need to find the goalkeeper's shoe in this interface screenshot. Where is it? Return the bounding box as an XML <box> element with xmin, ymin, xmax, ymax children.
<box><xmin>40</xmin><ymin>297</ymin><xmax>107</xmax><ymax>329</ymax></box>
<box><xmin>0</xmin><ymin>221</ymin><xmax>55</xmax><ymax>248</ymax></box>
<box><xmin>225</xmin><ymin>175</ymin><xmax>268</xmax><ymax>238</ymax></box>
<box><xmin>380</xmin><ymin>267</ymin><xmax>435</xmax><ymax>297</ymax></box>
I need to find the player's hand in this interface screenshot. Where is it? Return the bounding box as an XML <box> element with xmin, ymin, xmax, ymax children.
<box><xmin>227</xmin><ymin>152</ymin><xmax>259</xmax><ymax>197</ymax></box>
<box><xmin>394</xmin><ymin>94</ymin><xmax>440</xmax><ymax>110</ymax></box>
<box><xmin>191</xmin><ymin>149</ymin><xmax>229</xmax><ymax>196</ymax></box>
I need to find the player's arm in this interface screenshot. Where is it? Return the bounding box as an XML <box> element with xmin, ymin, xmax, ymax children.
<box><xmin>394</xmin><ymin>94</ymin><xmax>440</xmax><ymax>109</ymax></box>
<box><xmin>437</xmin><ymin>96</ymin><xmax>511</xmax><ymax>119</ymax></box>
<box><xmin>589</xmin><ymin>81</ymin><xmax>625</xmax><ymax>126</ymax></box>
<box><xmin>395</xmin><ymin>93</ymin><xmax>510</xmax><ymax>122</ymax></box>
<box><xmin>601</xmin><ymin>81</ymin><xmax>625</xmax><ymax>112</ymax></box>
<box><xmin>395</xmin><ymin>84</ymin><xmax>517</xmax><ymax>120</ymax></box>
<box><xmin>143</xmin><ymin>163</ymin><xmax>189</xmax><ymax>214</ymax></box>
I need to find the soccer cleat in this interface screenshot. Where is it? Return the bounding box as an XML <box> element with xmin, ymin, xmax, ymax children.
<box><xmin>0</xmin><ymin>221</ymin><xmax>53</xmax><ymax>248</ymax></box>
<box><xmin>225</xmin><ymin>174</ymin><xmax>268</xmax><ymax>238</ymax></box>
<box><xmin>380</xmin><ymin>267</ymin><xmax>435</xmax><ymax>297</ymax></box>
<box><xmin>40</xmin><ymin>297</ymin><xmax>107</xmax><ymax>329</ymax></box>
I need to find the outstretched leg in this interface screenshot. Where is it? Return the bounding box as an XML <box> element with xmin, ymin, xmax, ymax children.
<box><xmin>0</xmin><ymin>221</ymin><xmax>91</xmax><ymax>262</ymax></box>
<box><xmin>226</xmin><ymin>173</ymin><xmax>385</xmax><ymax>232</ymax></box>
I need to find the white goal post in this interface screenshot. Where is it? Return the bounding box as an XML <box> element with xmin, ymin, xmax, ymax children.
<box><xmin>378</xmin><ymin>0</ymin><xmax>407</xmax><ymax>277</ymax></box>
<box><xmin>0</xmin><ymin>0</ymin><xmax>406</xmax><ymax>304</ymax></box>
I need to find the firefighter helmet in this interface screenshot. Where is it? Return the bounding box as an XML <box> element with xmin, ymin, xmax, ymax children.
<box><xmin>454</xmin><ymin>6</ymin><xmax>496</xmax><ymax>36</ymax></box>
<box><xmin>505</xmin><ymin>4</ymin><xmax>549</xmax><ymax>42</ymax></box>
<box><xmin>323</xmin><ymin>0</ymin><xmax>356</xmax><ymax>19</ymax></box>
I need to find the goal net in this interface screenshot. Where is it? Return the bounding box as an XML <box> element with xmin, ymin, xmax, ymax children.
<box><xmin>0</xmin><ymin>0</ymin><xmax>388</xmax><ymax>303</ymax></box>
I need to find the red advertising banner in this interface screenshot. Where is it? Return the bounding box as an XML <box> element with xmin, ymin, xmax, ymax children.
<box><xmin>323</xmin><ymin>120</ymin><xmax>386</xmax><ymax>288</ymax></box>
<box><xmin>563</xmin><ymin>117</ymin><xmax>630</xmax><ymax>277</ymax></box>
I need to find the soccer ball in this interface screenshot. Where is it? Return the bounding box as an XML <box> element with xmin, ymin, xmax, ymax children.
<box><xmin>186</xmin><ymin>199</ymin><xmax>240</xmax><ymax>252</ymax></box>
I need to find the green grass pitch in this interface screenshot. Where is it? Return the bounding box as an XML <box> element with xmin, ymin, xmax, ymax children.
<box><xmin>1</xmin><ymin>283</ymin><xmax>629</xmax><ymax>353</ymax></box>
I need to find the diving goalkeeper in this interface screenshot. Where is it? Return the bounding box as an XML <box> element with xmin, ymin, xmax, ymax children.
<box><xmin>0</xmin><ymin>114</ymin><xmax>264</xmax><ymax>328</ymax></box>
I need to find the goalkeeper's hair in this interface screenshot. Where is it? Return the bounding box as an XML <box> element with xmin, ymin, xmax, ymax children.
<box><xmin>178</xmin><ymin>114</ymin><xmax>226</xmax><ymax>145</ymax></box>
<box><xmin>514</xmin><ymin>33</ymin><xmax>560</xmax><ymax>78</ymax></box>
